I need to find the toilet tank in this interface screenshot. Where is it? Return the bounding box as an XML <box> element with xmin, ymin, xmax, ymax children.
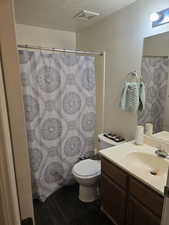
<box><xmin>98</xmin><ymin>134</ymin><xmax>126</xmax><ymax>150</ymax></box>
<box><xmin>98</xmin><ymin>134</ymin><xmax>115</xmax><ymax>150</ymax></box>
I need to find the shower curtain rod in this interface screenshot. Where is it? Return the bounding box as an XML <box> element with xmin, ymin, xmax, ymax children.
<box><xmin>17</xmin><ymin>44</ymin><xmax>104</xmax><ymax>56</ymax></box>
<box><xmin>143</xmin><ymin>55</ymin><xmax>168</xmax><ymax>58</ymax></box>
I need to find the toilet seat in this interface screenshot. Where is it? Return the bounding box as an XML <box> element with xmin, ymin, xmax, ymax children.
<box><xmin>72</xmin><ymin>159</ymin><xmax>101</xmax><ymax>178</ymax></box>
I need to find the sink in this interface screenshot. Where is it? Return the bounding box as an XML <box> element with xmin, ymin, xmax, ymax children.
<box><xmin>125</xmin><ymin>152</ymin><xmax>169</xmax><ymax>176</ymax></box>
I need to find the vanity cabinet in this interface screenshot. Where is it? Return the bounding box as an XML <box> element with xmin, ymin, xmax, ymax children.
<box><xmin>101</xmin><ymin>157</ymin><xmax>164</xmax><ymax>225</ymax></box>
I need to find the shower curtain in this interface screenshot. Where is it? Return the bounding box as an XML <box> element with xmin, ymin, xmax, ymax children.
<box><xmin>138</xmin><ymin>56</ymin><xmax>169</xmax><ymax>132</ymax></box>
<box><xmin>19</xmin><ymin>50</ymin><xmax>96</xmax><ymax>201</ymax></box>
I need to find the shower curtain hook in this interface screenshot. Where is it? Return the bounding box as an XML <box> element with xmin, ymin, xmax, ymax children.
<box><xmin>39</xmin><ymin>46</ymin><xmax>42</xmax><ymax>54</ymax></box>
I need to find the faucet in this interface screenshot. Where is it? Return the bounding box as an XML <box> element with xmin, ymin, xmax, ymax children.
<box><xmin>155</xmin><ymin>149</ymin><xmax>169</xmax><ymax>159</ymax></box>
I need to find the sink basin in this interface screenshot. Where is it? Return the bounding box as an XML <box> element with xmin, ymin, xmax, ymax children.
<box><xmin>125</xmin><ymin>152</ymin><xmax>169</xmax><ymax>176</ymax></box>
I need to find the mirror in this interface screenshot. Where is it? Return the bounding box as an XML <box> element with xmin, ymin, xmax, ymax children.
<box><xmin>138</xmin><ymin>32</ymin><xmax>169</xmax><ymax>133</ymax></box>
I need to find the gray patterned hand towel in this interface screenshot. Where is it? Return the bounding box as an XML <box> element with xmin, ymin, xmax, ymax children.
<box><xmin>120</xmin><ymin>82</ymin><xmax>139</xmax><ymax>112</ymax></box>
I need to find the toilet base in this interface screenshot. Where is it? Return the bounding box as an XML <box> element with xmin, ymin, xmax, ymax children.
<box><xmin>79</xmin><ymin>184</ymin><xmax>98</xmax><ymax>203</ymax></box>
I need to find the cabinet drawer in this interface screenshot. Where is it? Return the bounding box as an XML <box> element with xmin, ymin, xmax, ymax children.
<box><xmin>101</xmin><ymin>157</ymin><xmax>128</xmax><ymax>189</ymax></box>
<box><xmin>129</xmin><ymin>177</ymin><xmax>164</xmax><ymax>218</ymax></box>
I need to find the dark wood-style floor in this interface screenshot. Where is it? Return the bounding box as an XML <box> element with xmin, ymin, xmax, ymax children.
<box><xmin>34</xmin><ymin>184</ymin><xmax>114</xmax><ymax>225</ymax></box>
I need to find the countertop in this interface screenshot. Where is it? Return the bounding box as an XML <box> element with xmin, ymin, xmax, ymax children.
<box><xmin>100</xmin><ymin>142</ymin><xmax>169</xmax><ymax>196</ymax></box>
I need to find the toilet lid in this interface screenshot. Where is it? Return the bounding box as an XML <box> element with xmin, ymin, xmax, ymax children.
<box><xmin>73</xmin><ymin>159</ymin><xmax>101</xmax><ymax>177</ymax></box>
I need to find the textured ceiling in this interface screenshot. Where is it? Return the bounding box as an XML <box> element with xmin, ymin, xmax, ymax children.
<box><xmin>14</xmin><ymin>0</ymin><xmax>136</xmax><ymax>32</ymax></box>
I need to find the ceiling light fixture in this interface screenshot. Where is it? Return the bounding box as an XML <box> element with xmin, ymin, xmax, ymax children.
<box><xmin>150</xmin><ymin>12</ymin><xmax>161</xmax><ymax>22</ymax></box>
<box><xmin>150</xmin><ymin>8</ymin><xmax>169</xmax><ymax>27</ymax></box>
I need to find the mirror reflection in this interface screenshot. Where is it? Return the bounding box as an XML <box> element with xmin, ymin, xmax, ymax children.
<box><xmin>138</xmin><ymin>32</ymin><xmax>169</xmax><ymax>133</ymax></box>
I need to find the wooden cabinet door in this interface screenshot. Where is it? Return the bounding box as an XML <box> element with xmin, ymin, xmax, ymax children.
<box><xmin>101</xmin><ymin>173</ymin><xmax>126</xmax><ymax>225</ymax></box>
<box><xmin>127</xmin><ymin>197</ymin><xmax>161</xmax><ymax>225</ymax></box>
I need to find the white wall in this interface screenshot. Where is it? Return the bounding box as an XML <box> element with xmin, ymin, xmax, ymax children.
<box><xmin>15</xmin><ymin>24</ymin><xmax>76</xmax><ymax>49</ymax></box>
<box><xmin>77</xmin><ymin>0</ymin><xmax>169</xmax><ymax>140</ymax></box>
<box><xmin>143</xmin><ymin>33</ymin><xmax>169</xmax><ymax>57</ymax></box>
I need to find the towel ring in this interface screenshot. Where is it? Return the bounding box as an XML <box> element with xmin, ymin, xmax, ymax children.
<box><xmin>126</xmin><ymin>71</ymin><xmax>141</xmax><ymax>82</ymax></box>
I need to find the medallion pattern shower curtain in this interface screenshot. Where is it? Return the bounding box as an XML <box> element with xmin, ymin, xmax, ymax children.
<box><xmin>138</xmin><ymin>56</ymin><xmax>169</xmax><ymax>132</ymax></box>
<box><xmin>19</xmin><ymin>50</ymin><xmax>96</xmax><ymax>201</ymax></box>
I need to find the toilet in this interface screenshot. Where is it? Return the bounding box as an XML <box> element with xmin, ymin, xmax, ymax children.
<box><xmin>72</xmin><ymin>134</ymin><xmax>122</xmax><ymax>203</ymax></box>
<box><xmin>72</xmin><ymin>159</ymin><xmax>101</xmax><ymax>202</ymax></box>
<box><xmin>72</xmin><ymin>134</ymin><xmax>126</xmax><ymax>202</ymax></box>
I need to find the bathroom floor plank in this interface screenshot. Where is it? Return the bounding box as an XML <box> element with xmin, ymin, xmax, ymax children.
<box><xmin>34</xmin><ymin>184</ymin><xmax>113</xmax><ymax>225</ymax></box>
